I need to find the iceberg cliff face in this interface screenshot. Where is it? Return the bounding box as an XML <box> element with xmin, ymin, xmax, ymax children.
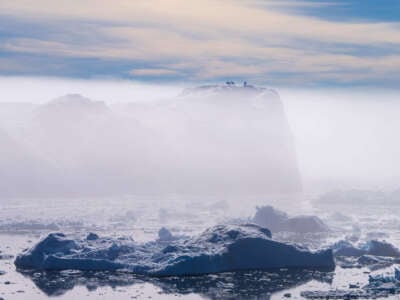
<box><xmin>164</xmin><ymin>85</ymin><xmax>301</xmax><ymax>194</ymax></box>
<box><xmin>15</xmin><ymin>224</ymin><xmax>334</xmax><ymax>276</ymax></box>
<box><xmin>115</xmin><ymin>84</ymin><xmax>301</xmax><ymax>195</ymax></box>
<box><xmin>1</xmin><ymin>84</ymin><xmax>301</xmax><ymax>196</ymax></box>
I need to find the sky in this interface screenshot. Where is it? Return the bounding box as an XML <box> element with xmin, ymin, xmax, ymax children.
<box><xmin>0</xmin><ymin>0</ymin><xmax>399</xmax><ymax>87</ymax></box>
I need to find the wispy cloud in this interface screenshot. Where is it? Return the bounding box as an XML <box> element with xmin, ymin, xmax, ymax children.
<box><xmin>0</xmin><ymin>0</ymin><xmax>399</xmax><ymax>85</ymax></box>
<box><xmin>129</xmin><ymin>68</ymin><xmax>178</xmax><ymax>76</ymax></box>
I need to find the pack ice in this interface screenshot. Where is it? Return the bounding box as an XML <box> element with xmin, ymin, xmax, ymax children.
<box><xmin>15</xmin><ymin>224</ymin><xmax>334</xmax><ymax>275</ymax></box>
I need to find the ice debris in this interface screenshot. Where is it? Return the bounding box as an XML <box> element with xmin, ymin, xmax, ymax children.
<box><xmin>303</xmin><ymin>268</ymin><xmax>400</xmax><ymax>299</ymax></box>
<box><xmin>15</xmin><ymin>224</ymin><xmax>334</xmax><ymax>276</ymax></box>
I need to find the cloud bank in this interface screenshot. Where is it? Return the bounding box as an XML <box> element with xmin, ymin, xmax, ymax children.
<box><xmin>0</xmin><ymin>0</ymin><xmax>399</xmax><ymax>85</ymax></box>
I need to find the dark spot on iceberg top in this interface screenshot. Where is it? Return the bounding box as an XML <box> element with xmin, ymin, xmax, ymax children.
<box><xmin>162</xmin><ymin>245</ymin><xmax>179</xmax><ymax>254</ymax></box>
<box><xmin>226</xmin><ymin>229</ymin><xmax>239</xmax><ymax>240</ymax></box>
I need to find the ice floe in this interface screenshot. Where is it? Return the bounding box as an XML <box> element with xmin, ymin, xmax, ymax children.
<box><xmin>15</xmin><ymin>224</ymin><xmax>335</xmax><ymax>275</ymax></box>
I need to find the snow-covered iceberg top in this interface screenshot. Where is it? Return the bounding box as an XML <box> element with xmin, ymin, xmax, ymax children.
<box><xmin>15</xmin><ymin>224</ymin><xmax>334</xmax><ymax>276</ymax></box>
<box><xmin>180</xmin><ymin>84</ymin><xmax>279</xmax><ymax>98</ymax></box>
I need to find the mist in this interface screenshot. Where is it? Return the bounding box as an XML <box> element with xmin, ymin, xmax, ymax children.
<box><xmin>281</xmin><ymin>88</ymin><xmax>400</xmax><ymax>191</ymax></box>
<box><xmin>1</xmin><ymin>77</ymin><xmax>399</xmax><ymax>197</ymax></box>
<box><xmin>0</xmin><ymin>77</ymin><xmax>297</xmax><ymax>197</ymax></box>
<box><xmin>3</xmin><ymin>78</ymin><xmax>400</xmax><ymax>299</ymax></box>
<box><xmin>3</xmin><ymin>0</ymin><xmax>400</xmax><ymax>296</ymax></box>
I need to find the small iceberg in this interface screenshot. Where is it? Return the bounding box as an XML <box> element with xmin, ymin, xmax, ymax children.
<box><xmin>333</xmin><ymin>239</ymin><xmax>400</xmax><ymax>269</ymax></box>
<box><xmin>15</xmin><ymin>224</ymin><xmax>334</xmax><ymax>276</ymax></box>
<box><xmin>333</xmin><ymin>239</ymin><xmax>400</xmax><ymax>258</ymax></box>
<box><xmin>157</xmin><ymin>227</ymin><xmax>174</xmax><ymax>241</ymax></box>
<box><xmin>252</xmin><ymin>206</ymin><xmax>329</xmax><ymax>233</ymax></box>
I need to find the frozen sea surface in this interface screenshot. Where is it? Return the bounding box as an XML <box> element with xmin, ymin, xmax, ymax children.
<box><xmin>1</xmin><ymin>194</ymin><xmax>400</xmax><ymax>299</ymax></box>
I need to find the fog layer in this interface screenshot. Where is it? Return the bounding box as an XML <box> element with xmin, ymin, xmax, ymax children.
<box><xmin>0</xmin><ymin>80</ymin><xmax>300</xmax><ymax>197</ymax></box>
<box><xmin>1</xmin><ymin>77</ymin><xmax>399</xmax><ymax>196</ymax></box>
<box><xmin>281</xmin><ymin>88</ymin><xmax>400</xmax><ymax>190</ymax></box>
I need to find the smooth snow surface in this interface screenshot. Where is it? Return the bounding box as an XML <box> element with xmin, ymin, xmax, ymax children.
<box><xmin>15</xmin><ymin>224</ymin><xmax>334</xmax><ymax>275</ymax></box>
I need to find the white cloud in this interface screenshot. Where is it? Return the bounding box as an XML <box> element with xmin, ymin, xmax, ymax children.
<box><xmin>2</xmin><ymin>0</ymin><xmax>400</xmax><ymax>45</ymax></box>
<box><xmin>129</xmin><ymin>68</ymin><xmax>178</xmax><ymax>76</ymax></box>
<box><xmin>0</xmin><ymin>0</ymin><xmax>399</xmax><ymax>83</ymax></box>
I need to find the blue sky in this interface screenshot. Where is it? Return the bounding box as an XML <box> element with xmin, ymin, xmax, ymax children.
<box><xmin>0</xmin><ymin>0</ymin><xmax>399</xmax><ymax>87</ymax></box>
<box><xmin>284</xmin><ymin>0</ymin><xmax>400</xmax><ymax>22</ymax></box>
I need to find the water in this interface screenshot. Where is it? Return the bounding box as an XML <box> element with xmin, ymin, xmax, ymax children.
<box><xmin>1</xmin><ymin>194</ymin><xmax>400</xmax><ymax>299</ymax></box>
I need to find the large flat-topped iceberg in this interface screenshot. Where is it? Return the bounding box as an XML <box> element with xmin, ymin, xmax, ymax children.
<box><xmin>15</xmin><ymin>224</ymin><xmax>334</xmax><ymax>276</ymax></box>
<box><xmin>0</xmin><ymin>83</ymin><xmax>300</xmax><ymax>196</ymax></box>
<box><xmin>180</xmin><ymin>84</ymin><xmax>279</xmax><ymax>98</ymax></box>
<box><xmin>144</xmin><ymin>84</ymin><xmax>301</xmax><ymax>195</ymax></box>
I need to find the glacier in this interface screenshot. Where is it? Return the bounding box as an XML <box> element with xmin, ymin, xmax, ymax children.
<box><xmin>15</xmin><ymin>224</ymin><xmax>334</xmax><ymax>276</ymax></box>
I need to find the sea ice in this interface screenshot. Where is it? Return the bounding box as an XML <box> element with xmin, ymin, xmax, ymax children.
<box><xmin>15</xmin><ymin>224</ymin><xmax>334</xmax><ymax>276</ymax></box>
<box><xmin>302</xmin><ymin>267</ymin><xmax>400</xmax><ymax>299</ymax></box>
<box><xmin>0</xmin><ymin>249</ymin><xmax>14</xmax><ymax>260</ymax></box>
<box><xmin>0</xmin><ymin>220</ymin><xmax>60</xmax><ymax>232</ymax></box>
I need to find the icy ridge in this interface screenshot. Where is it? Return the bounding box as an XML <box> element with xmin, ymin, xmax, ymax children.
<box><xmin>15</xmin><ymin>224</ymin><xmax>334</xmax><ymax>276</ymax></box>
